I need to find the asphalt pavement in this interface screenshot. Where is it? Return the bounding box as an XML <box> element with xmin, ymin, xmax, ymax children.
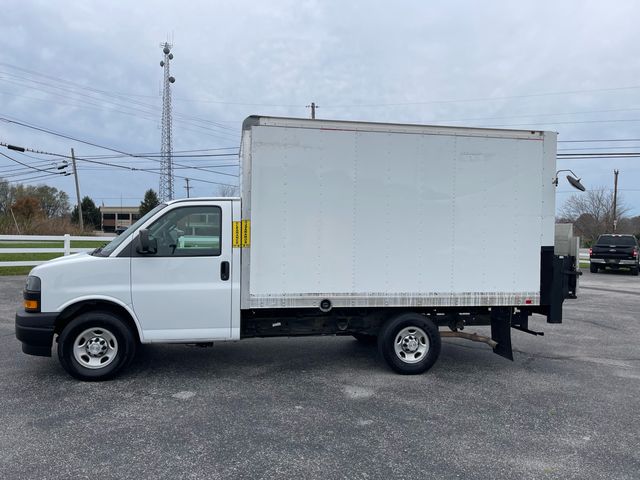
<box><xmin>0</xmin><ymin>270</ymin><xmax>638</xmax><ymax>479</ymax></box>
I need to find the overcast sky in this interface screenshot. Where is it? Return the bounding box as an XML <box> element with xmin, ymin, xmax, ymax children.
<box><xmin>1</xmin><ymin>0</ymin><xmax>640</xmax><ymax>214</ymax></box>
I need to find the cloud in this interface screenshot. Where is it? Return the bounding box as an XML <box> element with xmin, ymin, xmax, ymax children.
<box><xmin>1</xmin><ymin>0</ymin><xmax>639</xmax><ymax>211</ymax></box>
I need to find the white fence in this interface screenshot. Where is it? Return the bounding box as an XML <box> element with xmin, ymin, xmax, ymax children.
<box><xmin>579</xmin><ymin>248</ymin><xmax>590</xmax><ymax>263</ymax></box>
<box><xmin>0</xmin><ymin>235</ymin><xmax>592</xmax><ymax>269</ymax></box>
<box><xmin>0</xmin><ymin>234</ymin><xmax>113</xmax><ymax>267</ymax></box>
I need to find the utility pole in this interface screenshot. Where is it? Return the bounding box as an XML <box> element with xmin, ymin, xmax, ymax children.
<box><xmin>184</xmin><ymin>178</ymin><xmax>192</xmax><ymax>198</ymax></box>
<box><xmin>612</xmin><ymin>169</ymin><xmax>619</xmax><ymax>232</ymax></box>
<box><xmin>71</xmin><ymin>148</ymin><xmax>84</xmax><ymax>231</ymax></box>
<box><xmin>306</xmin><ymin>102</ymin><xmax>318</xmax><ymax>119</ymax></box>
<box><xmin>9</xmin><ymin>208</ymin><xmax>21</xmax><ymax>235</ymax></box>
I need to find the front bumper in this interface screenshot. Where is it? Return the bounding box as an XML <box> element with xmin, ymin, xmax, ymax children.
<box><xmin>15</xmin><ymin>310</ymin><xmax>58</xmax><ymax>357</ymax></box>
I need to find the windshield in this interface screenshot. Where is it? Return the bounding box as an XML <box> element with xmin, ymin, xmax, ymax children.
<box><xmin>94</xmin><ymin>203</ymin><xmax>167</xmax><ymax>257</ymax></box>
<box><xmin>596</xmin><ymin>235</ymin><xmax>637</xmax><ymax>247</ymax></box>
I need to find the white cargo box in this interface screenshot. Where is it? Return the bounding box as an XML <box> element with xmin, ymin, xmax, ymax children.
<box><xmin>240</xmin><ymin>116</ymin><xmax>557</xmax><ymax>309</ymax></box>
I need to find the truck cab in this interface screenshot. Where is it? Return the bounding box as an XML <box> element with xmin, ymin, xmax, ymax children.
<box><xmin>16</xmin><ymin>198</ymin><xmax>241</xmax><ymax>380</ymax></box>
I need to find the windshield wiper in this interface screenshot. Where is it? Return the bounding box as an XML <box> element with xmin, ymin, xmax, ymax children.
<box><xmin>92</xmin><ymin>243</ymin><xmax>108</xmax><ymax>256</ymax></box>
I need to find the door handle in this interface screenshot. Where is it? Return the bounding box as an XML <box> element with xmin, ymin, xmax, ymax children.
<box><xmin>220</xmin><ymin>261</ymin><xmax>230</xmax><ymax>281</ymax></box>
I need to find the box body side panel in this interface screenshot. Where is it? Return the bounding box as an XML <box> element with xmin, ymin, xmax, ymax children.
<box><xmin>241</xmin><ymin>121</ymin><xmax>555</xmax><ymax>308</ymax></box>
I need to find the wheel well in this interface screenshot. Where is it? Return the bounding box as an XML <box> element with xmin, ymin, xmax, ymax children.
<box><xmin>55</xmin><ymin>300</ymin><xmax>141</xmax><ymax>343</ymax></box>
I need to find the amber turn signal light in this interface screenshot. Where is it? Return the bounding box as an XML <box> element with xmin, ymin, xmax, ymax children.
<box><xmin>24</xmin><ymin>299</ymin><xmax>39</xmax><ymax>311</ymax></box>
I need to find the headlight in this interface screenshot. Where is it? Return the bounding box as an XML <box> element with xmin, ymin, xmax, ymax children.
<box><xmin>24</xmin><ymin>275</ymin><xmax>41</xmax><ymax>312</ymax></box>
<box><xmin>25</xmin><ymin>276</ymin><xmax>41</xmax><ymax>292</ymax></box>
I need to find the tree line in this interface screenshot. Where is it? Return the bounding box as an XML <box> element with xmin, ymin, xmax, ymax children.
<box><xmin>558</xmin><ymin>187</ymin><xmax>640</xmax><ymax>246</ymax></box>
<box><xmin>0</xmin><ymin>177</ymin><xmax>163</xmax><ymax>235</ymax></box>
<box><xmin>3</xmin><ymin>175</ymin><xmax>635</xmax><ymax>243</ymax></box>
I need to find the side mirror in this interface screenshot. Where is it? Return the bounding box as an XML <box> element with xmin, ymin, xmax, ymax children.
<box><xmin>137</xmin><ymin>229</ymin><xmax>157</xmax><ymax>254</ymax></box>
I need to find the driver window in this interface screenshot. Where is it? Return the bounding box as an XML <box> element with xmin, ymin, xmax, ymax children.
<box><xmin>147</xmin><ymin>205</ymin><xmax>221</xmax><ymax>257</ymax></box>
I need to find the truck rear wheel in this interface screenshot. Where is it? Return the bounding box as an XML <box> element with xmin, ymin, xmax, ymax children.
<box><xmin>378</xmin><ymin>313</ymin><xmax>441</xmax><ymax>374</ymax></box>
<box><xmin>590</xmin><ymin>264</ymin><xmax>598</xmax><ymax>273</ymax></box>
<box><xmin>57</xmin><ymin>311</ymin><xmax>137</xmax><ymax>381</ymax></box>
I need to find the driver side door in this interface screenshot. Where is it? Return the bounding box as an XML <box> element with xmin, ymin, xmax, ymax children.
<box><xmin>130</xmin><ymin>202</ymin><xmax>233</xmax><ymax>342</ymax></box>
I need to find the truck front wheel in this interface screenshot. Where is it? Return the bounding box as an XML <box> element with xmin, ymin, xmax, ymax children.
<box><xmin>57</xmin><ymin>311</ymin><xmax>137</xmax><ymax>381</ymax></box>
<box><xmin>378</xmin><ymin>313</ymin><xmax>441</xmax><ymax>374</ymax></box>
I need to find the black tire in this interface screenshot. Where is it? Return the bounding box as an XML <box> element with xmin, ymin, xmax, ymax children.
<box><xmin>57</xmin><ymin>311</ymin><xmax>137</xmax><ymax>381</ymax></box>
<box><xmin>632</xmin><ymin>266</ymin><xmax>639</xmax><ymax>276</ymax></box>
<box><xmin>377</xmin><ymin>313</ymin><xmax>441</xmax><ymax>375</ymax></box>
<box><xmin>590</xmin><ymin>264</ymin><xmax>598</xmax><ymax>273</ymax></box>
<box><xmin>352</xmin><ymin>333</ymin><xmax>377</xmax><ymax>345</ymax></box>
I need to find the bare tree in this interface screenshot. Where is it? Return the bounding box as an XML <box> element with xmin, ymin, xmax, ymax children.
<box><xmin>216</xmin><ymin>184</ymin><xmax>239</xmax><ymax>197</ymax></box>
<box><xmin>559</xmin><ymin>187</ymin><xmax>630</xmax><ymax>244</ymax></box>
<box><xmin>617</xmin><ymin>216</ymin><xmax>640</xmax><ymax>237</ymax></box>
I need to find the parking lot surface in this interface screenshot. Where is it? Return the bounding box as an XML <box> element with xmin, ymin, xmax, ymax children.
<box><xmin>1</xmin><ymin>270</ymin><xmax>639</xmax><ymax>479</ymax></box>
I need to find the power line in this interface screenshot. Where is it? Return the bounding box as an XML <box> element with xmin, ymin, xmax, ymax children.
<box><xmin>2</xmin><ymin>172</ymin><xmax>64</xmax><ymax>184</ymax></box>
<box><xmin>0</xmin><ymin>168</ymin><xmax>58</xmax><ymax>179</ymax></box>
<box><xmin>5</xmin><ymin>61</ymin><xmax>640</xmax><ymax>125</ymax></box>
<box><xmin>77</xmin><ymin>165</ymin><xmax>239</xmax><ymax>173</ymax></box>
<box><xmin>432</xmin><ymin>106</ymin><xmax>640</xmax><ymax>124</ymax></box>
<box><xmin>0</xmin><ymin>66</ymin><xmax>241</xmax><ymax>135</ymax></box>
<box><xmin>132</xmin><ymin>147</ymin><xmax>239</xmax><ymax>153</ymax></box>
<box><xmin>88</xmin><ymin>196</ymin><xmax>142</xmax><ymax>200</ymax></box>
<box><xmin>0</xmin><ymin>75</ymin><xmax>241</xmax><ymax>142</ymax></box>
<box><xmin>0</xmin><ymin>61</ymin><xmax>158</xmax><ymax>100</ymax></box>
<box><xmin>558</xmin><ymin>138</ymin><xmax>640</xmax><ymax>143</ymax></box>
<box><xmin>322</xmin><ymin>85</ymin><xmax>640</xmax><ymax>108</ymax></box>
<box><xmin>0</xmin><ymin>115</ymin><xmax>238</xmax><ymax>171</ymax></box>
<box><xmin>73</xmin><ymin>154</ymin><xmax>235</xmax><ymax>186</ymax></box>
<box><xmin>176</xmin><ymin>84</ymin><xmax>640</xmax><ymax>108</ymax></box>
<box><xmin>557</xmin><ymin>188</ymin><xmax>640</xmax><ymax>193</ymax></box>
<box><xmin>2</xmin><ymin>137</ymin><xmax>239</xmax><ymax>179</ymax></box>
<box><xmin>0</xmin><ymin>88</ymin><xmax>241</xmax><ymax>143</ymax></box>
<box><xmin>172</xmin><ymin>98</ymin><xmax>300</xmax><ymax>107</ymax></box>
<box><xmin>0</xmin><ymin>159</ymin><xmax>52</xmax><ymax>173</ymax></box>
<box><xmin>557</xmin><ymin>152</ymin><xmax>640</xmax><ymax>160</ymax></box>
<box><xmin>78</xmin><ymin>153</ymin><xmax>238</xmax><ymax>159</ymax></box>
<box><xmin>0</xmin><ymin>140</ymin><xmax>69</xmax><ymax>159</ymax></box>
<box><xmin>0</xmin><ymin>151</ymin><xmax>67</xmax><ymax>175</ymax></box>
<box><xmin>480</xmin><ymin>118</ymin><xmax>640</xmax><ymax>127</ymax></box>
<box><xmin>0</xmin><ymin>117</ymin><xmax>237</xmax><ymax>187</ymax></box>
<box><xmin>558</xmin><ymin>152</ymin><xmax>640</xmax><ymax>157</ymax></box>
<box><xmin>559</xmin><ymin>156</ymin><xmax>640</xmax><ymax>160</ymax></box>
<box><xmin>558</xmin><ymin>145</ymin><xmax>640</xmax><ymax>151</ymax></box>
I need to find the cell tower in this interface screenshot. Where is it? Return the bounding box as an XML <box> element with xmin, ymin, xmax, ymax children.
<box><xmin>159</xmin><ymin>42</ymin><xmax>176</xmax><ymax>201</ymax></box>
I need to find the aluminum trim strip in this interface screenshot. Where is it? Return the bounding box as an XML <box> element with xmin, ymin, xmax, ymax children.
<box><xmin>247</xmin><ymin>292</ymin><xmax>541</xmax><ymax>308</ymax></box>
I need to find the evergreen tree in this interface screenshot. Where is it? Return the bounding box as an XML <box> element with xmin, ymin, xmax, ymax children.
<box><xmin>139</xmin><ymin>189</ymin><xmax>160</xmax><ymax>216</ymax></box>
<box><xmin>71</xmin><ymin>196</ymin><xmax>101</xmax><ymax>229</ymax></box>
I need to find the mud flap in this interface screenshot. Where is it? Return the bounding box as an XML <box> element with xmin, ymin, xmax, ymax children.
<box><xmin>490</xmin><ymin>307</ymin><xmax>514</xmax><ymax>361</ymax></box>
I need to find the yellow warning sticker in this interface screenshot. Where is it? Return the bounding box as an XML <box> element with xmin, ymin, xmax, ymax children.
<box><xmin>233</xmin><ymin>221</ymin><xmax>242</xmax><ymax>247</ymax></box>
<box><xmin>233</xmin><ymin>220</ymin><xmax>251</xmax><ymax>248</ymax></box>
<box><xmin>241</xmin><ymin>220</ymin><xmax>251</xmax><ymax>247</ymax></box>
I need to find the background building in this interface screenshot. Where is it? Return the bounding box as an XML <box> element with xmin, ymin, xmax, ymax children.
<box><xmin>100</xmin><ymin>206</ymin><xmax>140</xmax><ymax>233</ymax></box>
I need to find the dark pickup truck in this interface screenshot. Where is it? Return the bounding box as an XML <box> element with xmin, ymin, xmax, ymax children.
<box><xmin>590</xmin><ymin>234</ymin><xmax>639</xmax><ymax>275</ymax></box>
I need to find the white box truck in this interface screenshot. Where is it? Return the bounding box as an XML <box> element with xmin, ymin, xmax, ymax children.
<box><xmin>16</xmin><ymin>116</ymin><xmax>580</xmax><ymax>380</ymax></box>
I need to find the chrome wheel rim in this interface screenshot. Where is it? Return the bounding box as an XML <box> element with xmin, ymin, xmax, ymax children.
<box><xmin>394</xmin><ymin>326</ymin><xmax>429</xmax><ymax>364</ymax></box>
<box><xmin>72</xmin><ymin>327</ymin><xmax>119</xmax><ymax>369</ymax></box>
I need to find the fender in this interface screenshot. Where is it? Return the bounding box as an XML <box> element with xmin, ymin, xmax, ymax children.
<box><xmin>57</xmin><ymin>295</ymin><xmax>145</xmax><ymax>342</ymax></box>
